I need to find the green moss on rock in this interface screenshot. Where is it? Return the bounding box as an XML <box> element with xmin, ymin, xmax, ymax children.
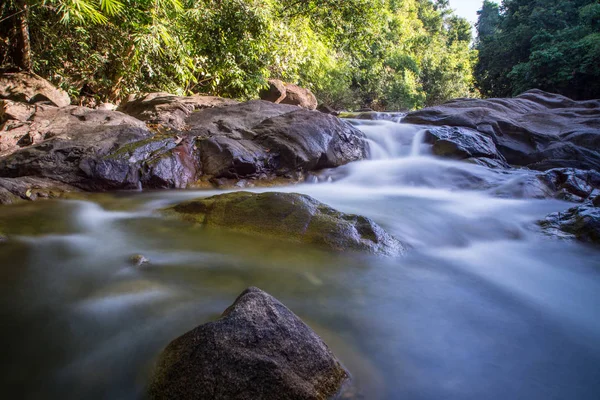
<box><xmin>162</xmin><ymin>191</ymin><xmax>406</xmax><ymax>256</ymax></box>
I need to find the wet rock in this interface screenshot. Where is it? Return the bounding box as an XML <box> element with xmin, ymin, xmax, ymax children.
<box><xmin>129</xmin><ymin>254</ymin><xmax>149</xmax><ymax>266</ymax></box>
<box><xmin>0</xmin><ymin>176</ymin><xmax>79</xmax><ymax>204</ymax></box>
<box><xmin>465</xmin><ymin>157</ymin><xmax>511</xmax><ymax>169</ymax></box>
<box><xmin>489</xmin><ymin>168</ymin><xmax>600</xmax><ymax>201</ymax></box>
<box><xmin>424</xmin><ymin>126</ymin><xmax>505</xmax><ymax>161</ymax></box>
<box><xmin>536</xmin><ymin>168</ymin><xmax>600</xmax><ymax>202</ymax></box>
<box><xmin>164</xmin><ymin>192</ymin><xmax>406</xmax><ymax>256</ymax></box>
<box><xmin>190</xmin><ymin>100</ymin><xmax>367</xmax><ymax>179</ymax></box>
<box><xmin>540</xmin><ymin>200</ymin><xmax>600</xmax><ymax>245</ymax></box>
<box><xmin>260</xmin><ymin>79</ymin><xmax>318</xmax><ymax>110</ymax></box>
<box><xmin>404</xmin><ymin>90</ymin><xmax>600</xmax><ymax>170</ymax></box>
<box><xmin>254</xmin><ymin>108</ymin><xmax>367</xmax><ymax>174</ymax></box>
<box><xmin>118</xmin><ymin>92</ymin><xmax>238</xmax><ymax>130</ymax></box>
<box><xmin>148</xmin><ymin>286</ymin><xmax>349</xmax><ymax>400</ymax></box>
<box><xmin>0</xmin><ymin>72</ymin><xmax>70</xmax><ymax>107</ymax></box>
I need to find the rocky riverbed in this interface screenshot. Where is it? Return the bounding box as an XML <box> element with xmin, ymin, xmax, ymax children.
<box><xmin>1</xmin><ymin>74</ymin><xmax>600</xmax><ymax>399</ymax></box>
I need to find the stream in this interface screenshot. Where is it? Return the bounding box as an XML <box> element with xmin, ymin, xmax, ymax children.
<box><xmin>1</xmin><ymin>117</ymin><xmax>599</xmax><ymax>399</ymax></box>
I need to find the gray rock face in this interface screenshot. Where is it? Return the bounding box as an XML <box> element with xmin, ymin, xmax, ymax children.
<box><xmin>189</xmin><ymin>101</ymin><xmax>368</xmax><ymax>180</ymax></box>
<box><xmin>0</xmin><ymin>72</ymin><xmax>70</xmax><ymax>107</ymax></box>
<box><xmin>424</xmin><ymin>126</ymin><xmax>504</xmax><ymax>161</ymax></box>
<box><xmin>148</xmin><ymin>287</ymin><xmax>349</xmax><ymax>400</ymax></box>
<box><xmin>118</xmin><ymin>92</ymin><xmax>238</xmax><ymax>130</ymax></box>
<box><xmin>0</xmin><ymin>99</ymin><xmax>367</xmax><ymax>192</ymax></box>
<box><xmin>164</xmin><ymin>191</ymin><xmax>406</xmax><ymax>256</ymax></box>
<box><xmin>540</xmin><ymin>200</ymin><xmax>600</xmax><ymax>245</ymax></box>
<box><xmin>0</xmin><ymin>106</ymin><xmax>176</xmax><ymax>190</ymax></box>
<box><xmin>405</xmin><ymin>90</ymin><xmax>600</xmax><ymax>170</ymax></box>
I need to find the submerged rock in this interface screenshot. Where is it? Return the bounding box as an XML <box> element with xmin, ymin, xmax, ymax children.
<box><xmin>129</xmin><ymin>254</ymin><xmax>150</xmax><ymax>266</ymax></box>
<box><xmin>148</xmin><ymin>287</ymin><xmax>349</xmax><ymax>400</ymax></box>
<box><xmin>540</xmin><ymin>200</ymin><xmax>600</xmax><ymax>245</ymax></box>
<box><xmin>405</xmin><ymin>89</ymin><xmax>600</xmax><ymax>170</ymax></box>
<box><xmin>163</xmin><ymin>192</ymin><xmax>406</xmax><ymax>256</ymax></box>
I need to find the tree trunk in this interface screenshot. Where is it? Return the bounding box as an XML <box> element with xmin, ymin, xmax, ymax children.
<box><xmin>14</xmin><ymin>0</ymin><xmax>32</xmax><ymax>71</ymax></box>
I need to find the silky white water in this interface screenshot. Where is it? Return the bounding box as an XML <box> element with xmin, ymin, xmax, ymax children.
<box><xmin>0</xmin><ymin>118</ymin><xmax>599</xmax><ymax>399</ymax></box>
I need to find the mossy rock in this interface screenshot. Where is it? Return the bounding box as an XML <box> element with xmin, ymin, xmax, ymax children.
<box><xmin>162</xmin><ymin>191</ymin><xmax>406</xmax><ymax>256</ymax></box>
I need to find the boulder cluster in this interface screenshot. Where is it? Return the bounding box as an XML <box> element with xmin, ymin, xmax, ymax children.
<box><xmin>0</xmin><ymin>73</ymin><xmax>367</xmax><ymax>203</ymax></box>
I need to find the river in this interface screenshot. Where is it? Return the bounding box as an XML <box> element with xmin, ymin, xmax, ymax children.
<box><xmin>1</xmin><ymin>117</ymin><xmax>599</xmax><ymax>399</ymax></box>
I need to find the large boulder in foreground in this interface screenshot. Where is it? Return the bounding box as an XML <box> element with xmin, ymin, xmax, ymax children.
<box><xmin>0</xmin><ymin>72</ymin><xmax>70</xmax><ymax>107</ymax></box>
<box><xmin>164</xmin><ymin>191</ymin><xmax>406</xmax><ymax>256</ymax></box>
<box><xmin>149</xmin><ymin>287</ymin><xmax>349</xmax><ymax>400</ymax></box>
<box><xmin>404</xmin><ymin>90</ymin><xmax>600</xmax><ymax>171</ymax></box>
<box><xmin>117</xmin><ymin>92</ymin><xmax>238</xmax><ymax>130</ymax></box>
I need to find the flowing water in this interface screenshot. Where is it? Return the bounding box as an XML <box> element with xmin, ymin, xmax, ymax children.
<box><xmin>1</xmin><ymin>117</ymin><xmax>599</xmax><ymax>399</ymax></box>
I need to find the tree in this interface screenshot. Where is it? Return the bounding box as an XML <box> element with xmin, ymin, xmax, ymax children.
<box><xmin>475</xmin><ymin>0</ymin><xmax>600</xmax><ymax>99</ymax></box>
<box><xmin>2</xmin><ymin>0</ymin><xmax>478</xmax><ymax>109</ymax></box>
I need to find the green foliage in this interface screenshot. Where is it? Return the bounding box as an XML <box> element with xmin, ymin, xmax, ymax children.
<box><xmin>1</xmin><ymin>0</ymin><xmax>478</xmax><ymax>109</ymax></box>
<box><xmin>475</xmin><ymin>0</ymin><xmax>600</xmax><ymax>100</ymax></box>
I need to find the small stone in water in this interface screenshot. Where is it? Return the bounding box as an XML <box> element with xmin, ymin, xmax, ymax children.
<box><xmin>129</xmin><ymin>254</ymin><xmax>149</xmax><ymax>266</ymax></box>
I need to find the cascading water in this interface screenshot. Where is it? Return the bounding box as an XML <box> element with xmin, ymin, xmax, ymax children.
<box><xmin>0</xmin><ymin>118</ymin><xmax>599</xmax><ymax>400</ymax></box>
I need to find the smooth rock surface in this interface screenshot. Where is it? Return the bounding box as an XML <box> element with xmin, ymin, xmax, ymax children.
<box><xmin>164</xmin><ymin>191</ymin><xmax>406</xmax><ymax>256</ymax></box>
<box><xmin>405</xmin><ymin>90</ymin><xmax>600</xmax><ymax>170</ymax></box>
<box><xmin>0</xmin><ymin>72</ymin><xmax>70</xmax><ymax>107</ymax></box>
<box><xmin>424</xmin><ymin>126</ymin><xmax>504</xmax><ymax>161</ymax></box>
<box><xmin>148</xmin><ymin>287</ymin><xmax>349</xmax><ymax>400</ymax></box>
<box><xmin>189</xmin><ymin>101</ymin><xmax>367</xmax><ymax>179</ymax></box>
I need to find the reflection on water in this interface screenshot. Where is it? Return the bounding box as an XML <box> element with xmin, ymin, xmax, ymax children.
<box><xmin>0</xmin><ymin>119</ymin><xmax>599</xmax><ymax>400</ymax></box>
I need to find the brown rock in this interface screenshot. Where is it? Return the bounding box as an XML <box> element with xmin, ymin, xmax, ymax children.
<box><xmin>0</xmin><ymin>72</ymin><xmax>70</xmax><ymax>107</ymax></box>
<box><xmin>280</xmin><ymin>83</ymin><xmax>318</xmax><ymax>110</ymax></box>
<box><xmin>260</xmin><ymin>79</ymin><xmax>287</xmax><ymax>103</ymax></box>
<box><xmin>118</xmin><ymin>92</ymin><xmax>238</xmax><ymax>130</ymax></box>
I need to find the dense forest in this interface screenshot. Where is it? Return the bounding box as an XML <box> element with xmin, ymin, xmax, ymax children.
<box><xmin>0</xmin><ymin>0</ymin><xmax>475</xmax><ymax>109</ymax></box>
<box><xmin>1</xmin><ymin>0</ymin><xmax>599</xmax><ymax>110</ymax></box>
<box><xmin>475</xmin><ymin>0</ymin><xmax>600</xmax><ymax>100</ymax></box>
